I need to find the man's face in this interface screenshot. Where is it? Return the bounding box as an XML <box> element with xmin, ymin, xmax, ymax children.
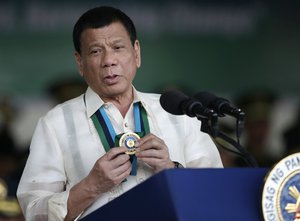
<box><xmin>75</xmin><ymin>22</ymin><xmax>141</xmax><ymax>100</ymax></box>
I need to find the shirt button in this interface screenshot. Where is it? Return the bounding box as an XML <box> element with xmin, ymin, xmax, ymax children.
<box><xmin>124</xmin><ymin>122</ymin><xmax>128</xmax><ymax>127</ymax></box>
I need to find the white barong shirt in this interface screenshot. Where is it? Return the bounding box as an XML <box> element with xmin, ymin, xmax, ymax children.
<box><xmin>17</xmin><ymin>87</ymin><xmax>223</xmax><ymax>220</ymax></box>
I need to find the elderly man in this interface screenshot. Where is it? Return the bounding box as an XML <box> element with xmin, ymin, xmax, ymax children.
<box><xmin>17</xmin><ymin>6</ymin><xmax>223</xmax><ymax>221</ymax></box>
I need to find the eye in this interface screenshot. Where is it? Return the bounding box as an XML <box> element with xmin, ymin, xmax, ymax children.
<box><xmin>91</xmin><ymin>50</ymin><xmax>99</xmax><ymax>54</ymax></box>
<box><xmin>114</xmin><ymin>45</ymin><xmax>124</xmax><ymax>50</ymax></box>
<box><xmin>89</xmin><ymin>48</ymin><xmax>102</xmax><ymax>55</ymax></box>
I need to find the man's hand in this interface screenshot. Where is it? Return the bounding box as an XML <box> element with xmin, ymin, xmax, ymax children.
<box><xmin>86</xmin><ymin>146</ymin><xmax>132</xmax><ymax>195</ymax></box>
<box><xmin>135</xmin><ymin>133</ymin><xmax>174</xmax><ymax>173</ymax></box>
<box><xmin>65</xmin><ymin>146</ymin><xmax>131</xmax><ymax>220</ymax></box>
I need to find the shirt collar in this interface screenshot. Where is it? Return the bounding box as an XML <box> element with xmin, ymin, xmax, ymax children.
<box><xmin>85</xmin><ymin>86</ymin><xmax>143</xmax><ymax>118</ymax></box>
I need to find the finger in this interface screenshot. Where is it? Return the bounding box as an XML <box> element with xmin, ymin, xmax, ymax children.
<box><xmin>111</xmin><ymin>152</ymin><xmax>131</xmax><ymax>168</ymax></box>
<box><xmin>95</xmin><ymin>160</ymin><xmax>131</xmax><ymax>189</ymax></box>
<box><xmin>137</xmin><ymin>134</ymin><xmax>164</xmax><ymax>146</ymax></box>
<box><xmin>112</xmin><ymin>160</ymin><xmax>132</xmax><ymax>178</ymax></box>
<box><xmin>113</xmin><ymin>167</ymin><xmax>132</xmax><ymax>185</ymax></box>
<box><xmin>107</xmin><ymin>160</ymin><xmax>132</xmax><ymax>184</ymax></box>
<box><xmin>106</xmin><ymin>146</ymin><xmax>128</xmax><ymax>160</ymax></box>
<box><xmin>138</xmin><ymin>157</ymin><xmax>160</xmax><ymax>166</ymax></box>
<box><xmin>95</xmin><ymin>154</ymin><xmax>131</xmax><ymax>181</ymax></box>
<box><xmin>136</xmin><ymin>134</ymin><xmax>165</xmax><ymax>151</ymax></box>
<box><xmin>136</xmin><ymin>148</ymin><xmax>161</xmax><ymax>159</ymax></box>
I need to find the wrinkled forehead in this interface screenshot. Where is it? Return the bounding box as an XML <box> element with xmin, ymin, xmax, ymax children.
<box><xmin>79</xmin><ymin>22</ymin><xmax>131</xmax><ymax>46</ymax></box>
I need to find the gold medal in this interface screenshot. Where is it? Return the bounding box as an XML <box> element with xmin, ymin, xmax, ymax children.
<box><xmin>119</xmin><ymin>132</ymin><xmax>140</xmax><ymax>155</ymax></box>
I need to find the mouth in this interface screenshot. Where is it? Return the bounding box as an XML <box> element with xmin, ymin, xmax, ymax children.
<box><xmin>103</xmin><ymin>74</ymin><xmax>120</xmax><ymax>85</ymax></box>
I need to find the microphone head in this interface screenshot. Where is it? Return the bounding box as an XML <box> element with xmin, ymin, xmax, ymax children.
<box><xmin>159</xmin><ymin>90</ymin><xmax>189</xmax><ymax>115</ymax></box>
<box><xmin>195</xmin><ymin>91</ymin><xmax>230</xmax><ymax>106</ymax></box>
<box><xmin>194</xmin><ymin>91</ymin><xmax>230</xmax><ymax>116</ymax></box>
<box><xmin>194</xmin><ymin>91</ymin><xmax>217</xmax><ymax>107</ymax></box>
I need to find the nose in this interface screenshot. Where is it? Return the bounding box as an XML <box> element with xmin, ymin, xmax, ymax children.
<box><xmin>102</xmin><ymin>49</ymin><xmax>117</xmax><ymax>67</ymax></box>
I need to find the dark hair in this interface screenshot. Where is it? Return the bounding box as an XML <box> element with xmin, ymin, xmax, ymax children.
<box><xmin>73</xmin><ymin>6</ymin><xmax>137</xmax><ymax>54</ymax></box>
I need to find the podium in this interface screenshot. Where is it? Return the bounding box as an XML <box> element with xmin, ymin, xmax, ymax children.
<box><xmin>81</xmin><ymin>168</ymin><xmax>268</xmax><ymax>221</ymax></box>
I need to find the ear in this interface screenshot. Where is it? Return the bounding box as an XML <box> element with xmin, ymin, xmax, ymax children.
<box><xmin>134</xmin><ymin>40</ymin><xmax>141</xmax><ymax>68</ymax></box>
<box><xmin>74</xmin><ymin>52</ymin><xmax>84</xmax><ymax>77</ymax></box>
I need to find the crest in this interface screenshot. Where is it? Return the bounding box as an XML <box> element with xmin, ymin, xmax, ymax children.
<box><xmin>262</xmin><ymin>153</ymin><xmax>300</xmax><ymax>221</ymax></box>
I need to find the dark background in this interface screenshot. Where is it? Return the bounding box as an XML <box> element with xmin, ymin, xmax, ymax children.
<box><xmin>0</xmin><ymin>0</ymin><xmax>299</xmax><ymax>97</ymax></box>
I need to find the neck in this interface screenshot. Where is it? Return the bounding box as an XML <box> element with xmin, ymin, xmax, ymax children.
<box><xmin>101</xmin><ymin>90</ymin><xmax>134</xmax><ymax>117</ymax></box>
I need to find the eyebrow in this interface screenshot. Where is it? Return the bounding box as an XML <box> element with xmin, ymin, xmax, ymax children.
<box><xmin>110</xmin><ymin>38</ymin><xmax>126</xmax><ymax>44</ymax></box>
<box><xmin>88</xmin><ymin>38</ymin><xmax>126</xmax><ymax>48</ymax></box>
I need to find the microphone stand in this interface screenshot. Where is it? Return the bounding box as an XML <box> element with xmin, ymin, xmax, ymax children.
<box><xmin>216</xmin><ymin>131</ymin><xmax>258</xmax><ymax>167</ymax></box>
<box><xmin>197</xmin><ymin>111</ymin><xmax>258</xmax><ymax>167</ymax></box>
<box><xmin>196</xmin><ymin>111</ymin><xmax>218</xmax><ymax>138</ymax></box>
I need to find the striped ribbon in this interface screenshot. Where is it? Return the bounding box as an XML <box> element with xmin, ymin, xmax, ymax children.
<box><xmin>91</xmin><ymin>102</ymin><xmax>150</xmax><ymax>175</ymax></box>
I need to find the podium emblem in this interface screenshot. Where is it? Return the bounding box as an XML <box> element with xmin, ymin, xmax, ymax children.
<box><xmin>262</xmin><ymin>153</ymin><xmax>300</xmax><ymax>221</ymax></box>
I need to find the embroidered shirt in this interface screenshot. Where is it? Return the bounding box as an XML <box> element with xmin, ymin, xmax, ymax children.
<box><xmin>17</xmin><ymin>87</ymin><xmax>223</xmax><ymax>220</ymax></box>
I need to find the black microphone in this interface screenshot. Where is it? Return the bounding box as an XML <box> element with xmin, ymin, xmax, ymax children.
<box><xmin>159</xmin><ymin>91</ymin><xmax>215</xmax><ymax>118</ymax></box>
<box><xmin>193</xmin><ymin>91</ymin><xmax>244</xmax><ymax>118</ymax></box>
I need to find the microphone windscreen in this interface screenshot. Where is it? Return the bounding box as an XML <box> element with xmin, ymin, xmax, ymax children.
<box><xmin>159</xmin><ymin>91</ymin><xmax>188</xmax><ymax>115</ymax></box>
<box><xmin>193</xmin><ymin>91</ymin><xmax>217</xmax><ymax>106</ymax></box>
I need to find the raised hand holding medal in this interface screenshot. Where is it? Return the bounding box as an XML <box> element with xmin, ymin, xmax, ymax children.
<box><xmin>135</xmin><ymin>133</ymin><xmax>175</xmax><ymax>173</ymax></box>
<box><xmin>91</xmin><ymin>102</ymin><xmax>149</xmax><ymax>176</ymax></box>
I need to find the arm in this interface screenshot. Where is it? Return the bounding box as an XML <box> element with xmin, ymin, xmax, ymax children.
<box><xmin>17</xmin><ymin>118</ymin><xmax>68</xmax><ymax>221</ymax></box>
<box><xmin>135</xmin><ymin>115</ymin><xmax>223</xmax><ymax>169</ymax></box>
<box><xmin>183</xmin><ymin>117</ymin><xmax>223</xmax><ymax>168</ymax></box>
<box><xmin>65</xmin><ymin>147</ymin><xmax>131</xmax><ymax>220</ymax></box>
<box><xmin>17</xmin><ymin>117</ymin><xmax>131</xmax><ymax>221</ymax></box>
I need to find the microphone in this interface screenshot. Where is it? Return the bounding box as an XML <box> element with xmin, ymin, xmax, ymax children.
<box><xmin>193</xmin><ymin>91</ymin><xmax>244</xmax><ymax>118</ymax></box>
<box><xmin>194</xmin><ymin>91</ymin><xmax>256</xmax><ymax>166</ymax></box>
<box><xmin>159</xmin><ymin>91</ymin><xmax>215</xmax><ymax>118</ymax></box>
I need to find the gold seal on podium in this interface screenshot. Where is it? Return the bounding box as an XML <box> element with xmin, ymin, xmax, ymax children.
<box><xmin>262</xmin><ymin>153</ymin><xmax>300</xmax><ymax>221</ymax></box>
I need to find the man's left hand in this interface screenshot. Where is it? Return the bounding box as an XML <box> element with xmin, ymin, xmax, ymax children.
<box><xmin>135</xmin><ymin>133</ymin><xmax>174</xmax><ymax>173</ymax></box>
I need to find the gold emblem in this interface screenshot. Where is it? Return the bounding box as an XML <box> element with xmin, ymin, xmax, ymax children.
<box><xmin>262</xmin><ymin>153</ymin><xmax>300</xmax><ymax>221</ymax></box>
<box><xmin>285</xmin><ymin>186</ymin><xmax>300</xmax><ymax>220</ymax></box>
<box><xmin>0</xmin><ymin>179</ymin><xmax>7</xmax><ymax>200</ymax></box>
<box><xmin>119</xmin><ymin>132</ymin><xmax>140</xmax><ymax>155</ymax></box>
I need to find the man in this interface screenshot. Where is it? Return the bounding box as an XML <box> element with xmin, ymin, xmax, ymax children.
<box><xmin>17</xmin><ymin>6</ymin><xmax>223</xmax><ymax>220</ymax></box>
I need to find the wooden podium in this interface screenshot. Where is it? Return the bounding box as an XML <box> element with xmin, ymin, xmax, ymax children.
<box><xmin>81</xmin><ymin>168</ymin><xmax>268</xmax><ymax>221</ymax></box>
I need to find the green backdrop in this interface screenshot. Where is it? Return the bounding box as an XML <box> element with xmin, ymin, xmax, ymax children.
<box><xmin>0</xmin><ymin>1</ymin><xmax>299</xmax><ymax>97</ymax></box>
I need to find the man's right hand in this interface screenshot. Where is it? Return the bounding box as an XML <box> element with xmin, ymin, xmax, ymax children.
<box><xmin>65</xmin><ymin>146</ymin><xmax>131</xmax><ymax>220</ymax></box>
<box><xmin>86</xmin><ymin>146</ymin><xmax>132</xmax><ymax>195</ymax></box>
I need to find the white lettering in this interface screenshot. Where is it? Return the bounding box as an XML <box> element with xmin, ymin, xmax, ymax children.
<box><xmin>285</xmin><ymin>157</ymin><xmax>300</xmax><ymax>171</ymax></box>
<box><xmin>271</xmin><ymin>168</ymin><xmax>284</xmax><ymax>184</ymax></box>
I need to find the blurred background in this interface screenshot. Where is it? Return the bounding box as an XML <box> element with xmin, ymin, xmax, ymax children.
<box><xmin>0</xmin><ymin>0</ymin><xmax>300</xmax><ymax>218</ymax></box>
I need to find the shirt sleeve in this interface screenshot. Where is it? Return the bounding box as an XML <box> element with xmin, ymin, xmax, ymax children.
<box><xmin>183</xmin><ymin>116</ymin><xmax>223</xmax><ymax>168</ymax></box>
<box><xmin>17</xmin><ymin>117</ymin><xmax>69</xmax><ymax>221</ymax></box>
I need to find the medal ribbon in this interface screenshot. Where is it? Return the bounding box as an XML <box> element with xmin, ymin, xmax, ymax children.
<box><xmin>91</xmin><ymin>102</ymin><xmax>150</xmax><ymax>175</ymax></box>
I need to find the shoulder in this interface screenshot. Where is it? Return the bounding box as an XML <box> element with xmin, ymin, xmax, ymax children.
<box><xmin>43</xmin><ymin>94</ymin><xmax>85</xmax><ymax>122</ymax></box>
<box><xmin>137</xmin><ymin>90</ymin><xmax>193</xmax><ymax>124</ymax></box>
<box><xmin>137</xmin><ymin>91</ymin><xmax>161</xmax><ymax>102</ymax></box>
<box><xmin>137</xmin><ymin>91</ymin><xmax>166</xmax><ymax>114</ymax></box>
